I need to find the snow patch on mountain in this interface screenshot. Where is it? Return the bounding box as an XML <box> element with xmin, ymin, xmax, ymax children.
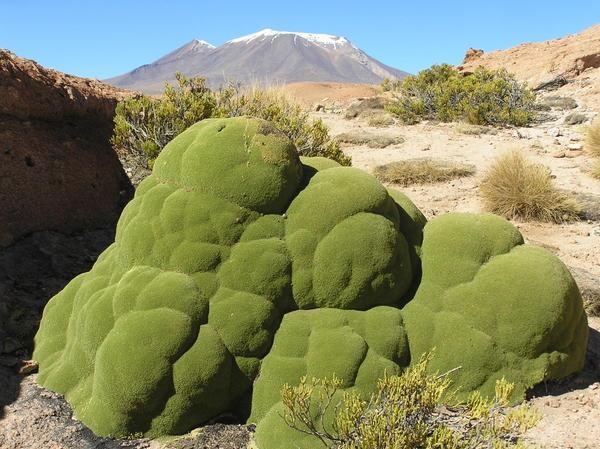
<box><xmin>227</xmin><ymin>28</ymin><xmax>351</xmax><ymax>49</ymax></box>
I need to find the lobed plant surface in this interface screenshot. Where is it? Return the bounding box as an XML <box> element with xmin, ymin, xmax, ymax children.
<box><xmin>34</xmin><ymin>117</ymin><xmax>588</xmax><ymax>448</ymax></box>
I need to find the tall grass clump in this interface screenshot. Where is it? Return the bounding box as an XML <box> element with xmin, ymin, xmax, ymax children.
<box><xmin>480</xmin><ymin>151</ymin><xmax>580</xmax><ymax>223</ymax></box>
<box><xmin>281</xmin><ymin>352</ymin><xmax>540</xmax><ymax>449</ymax></box>
<box><xmin>384</xmin><ymin>64</ymin><xmax>536</xmax><ymax>126</ymax></box>
<box><xmin>112</xmin><ymin>74</ymin><xmax>349</xmax><ymax>168</ymax></box>
<box><xmin>585</xmin><ymin>119</ymin><xmax>600</xmax><ymax>179</ymax></box>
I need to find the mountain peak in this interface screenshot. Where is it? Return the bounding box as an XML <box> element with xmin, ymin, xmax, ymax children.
<box><xmin>226</xmin><ymin>28</ymin><xmax>351</xmax><ymax>47</ymax></box>
<box><xmin>191</xmin><ymin>39</ymin><xmax>216</xmax><ymax>49</ymax></box>
<box><xmin>106</xmin><ymin>29</ymin><xmax>408</xmax><ymax>93</ymax></box>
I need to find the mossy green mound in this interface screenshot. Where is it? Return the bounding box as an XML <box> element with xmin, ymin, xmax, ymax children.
<box><xmin>34</xmin><ymin>117</ymin><xmax>587</xmax><ymax>444</ymax></box>
<box><xmin>402</xmin><ymin>213</ymin><xmax>588</xmax><ymax>401</ymax></box>
<box><xmin>250</xmin><ymin>213</ymin><xmax>587</xmax><ymax>449</ymax></box>
<box><xmin>251</xmin><ymin>307</ymin><xmax>409</xmax><ymax>449</ymax></box>
<box><xmin>34</xmin><ymin>117</ymin><xmax>422</xmax><ymax>437</ymax></box>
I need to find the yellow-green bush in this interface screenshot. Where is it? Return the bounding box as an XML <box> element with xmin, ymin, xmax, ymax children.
<box><xmin>111</xmin><ymin>74</ymin><xmax>349</xmax><ymax>168</ymax></box>
<box><xmin>385</xmin><ymin>64</ymin><xmax>536</xmax><ymax>126</ymax></box>
<box><xmin>280</xmin><ymin>353</ymin><xmax>540</xmax><ymax>449</ymax></box>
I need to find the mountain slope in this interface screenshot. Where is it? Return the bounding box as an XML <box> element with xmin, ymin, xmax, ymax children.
<box><xmin>107</xmin><ymin>39</ymin><xmax>216</xmax><ymax>92</ymax></box>
<box><xmin>106</xmin><ymin>29</ymin><xmax>408</xmax><ymax>93</ymax></box>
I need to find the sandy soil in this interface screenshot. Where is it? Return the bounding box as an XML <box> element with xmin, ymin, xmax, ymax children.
<box><xmin>281</xmin><ymin>82</ymin><xmax>379</xmax><ymax>107</ymax></box>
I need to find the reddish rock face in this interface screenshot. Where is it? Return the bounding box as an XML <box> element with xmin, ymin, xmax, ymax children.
<box><xmin>462</xmin><ymin>48</ymin><xmax>484</xmax><ymax>65</ymax></box>
<box><xmin>0</xmin><ymin>50</ymin><xmax>134</xmax><ymax>247</ymax></box>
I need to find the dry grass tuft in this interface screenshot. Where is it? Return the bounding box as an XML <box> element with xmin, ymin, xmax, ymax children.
<box><xmin>373</xmin><ymin>158</ymin><xmax>475</xmax><ymax>186</ymax></box>
<box><xmin>454</xmin><ymin>123</ymin><xmax>498</xmax><ymax>136</ymax></box>
<box><xmin>367</xmin><ymin>113</ymin><xmax>395</xmax><ymax>127</ymax></box>
<box><xmin>480</xmin><ymin>151</ymin><xmax>580</xmax><ymax>223</ymax></box>
<box><xmin>585</xmin><ymin>119</ymin><xmax>600</xmax><ymax>179</ymax></box>
<box><xmin>592</xmin><ymin>161</ymin><xmax>600</xmax><ymax>180</ymax></box>
<box><xmin>336</xmin><ymin>131</ymin><xmax>404</xmax><ymax>149</ymax></box>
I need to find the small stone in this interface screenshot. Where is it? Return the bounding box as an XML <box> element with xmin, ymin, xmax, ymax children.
<box><xmin>568</xmin><ymin>143</ymin><xmax>583</xmax><ymax>151</ymax></box>
<box><xmin>548</xmin><ymin>126</ymin><xmax>562</xmax><ymax>137</ymax></box>
<box><xmin>565</xmin><ymin>150</ymin><xmax>583</xmax><ymax>158</ymax></box>
<box><xmin>17</xmin><ymin>359</ymin><xmax>39</xmax><ymax>375</ymax></box>
<box><xmin>552</xmin><ymin>150</ymin><xmax>566</xmax><ymax>158</ymax></box>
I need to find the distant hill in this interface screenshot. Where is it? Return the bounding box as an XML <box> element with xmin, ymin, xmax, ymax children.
<box><xmin>458</xmin><ymin>24</ymin><xmax>600</xmax><ymax>110</ymax></box>
<box><xmin>105</xmin><ymin>29</ymin><xmax>409</xmax><ymax>93</ymax></box>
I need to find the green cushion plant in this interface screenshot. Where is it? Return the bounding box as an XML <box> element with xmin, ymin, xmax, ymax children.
<box><xmin>34</xmin><ymin>117</ymin><xmax>587</xmax><ymax>446</ymax></box>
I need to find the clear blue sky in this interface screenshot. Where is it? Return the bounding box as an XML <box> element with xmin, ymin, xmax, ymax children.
<box><xmin>2</xmin><ymin>1</ymin><xmax>599</xmax><ymax>80</ymax></box>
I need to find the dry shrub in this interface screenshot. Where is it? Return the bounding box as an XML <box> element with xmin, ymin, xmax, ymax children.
<box><xmin>373</xmin><ymin>158</ymin><xmax>475</xmax><ymax>186</ymax></box>
<box><xmin>586</xmin><ymin>120</ymin><xmax>600</xmax><ymax>179</ymax></box>
<box><xmin>281</xmin><ymin>352</ymin><xmax>539</xmax><ymax>449</ymax></box>
<box><xmin>480</xmin><ymin>151</ymin><xmax>580</xmax><ymax>223</ymax></box>
<box><xmin>336</xmin><ymin>131</ymin><xmax>404</xmax><ymax>149</ymax></box>
<box><xmin>585</xmin><ymin>119</ymin><xmax>600</xmax><ymax>158</ymax></box>
<box><xmin>592</xmin><ymin>162</ymin><xmax>600</xmax><ymax>180</ymax></box>
<box><xmin>367</xmin><ymin>112</ymin><xmax>395</xmax><ymax>127</ymax></box>
<box><xmin>112</xmin><ymin>74</ymin><xmax>350</xmax><ymax>167</ymax></box>
<box><xmin>454</xmin><ymin>123</ymin><xmax>497</xmax><ymax>136</ymax></box>
<box><xmin>344</xmin><ymin>96</ymin><xmax>387</xmax><ymax>119</ymax></box>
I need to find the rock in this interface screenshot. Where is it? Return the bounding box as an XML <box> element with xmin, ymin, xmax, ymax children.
<box><xmin>548</xmin><ymin>126</ymin><xmax>562</xmax><ymax>137</ymax></box>
<box><xmin>539</xmin><ymin>96</ymin><xmax>578</xmax><ymax>110</ymax></box>
<box><xmin>565</xmin><ymin>150</ymin><xmax>583</xmax><ymax>158</ymax></box>
<box><xmin>462</xmin><ymin>48</ymin><xmax>484</xmax><ymax>64</ymax></box>
<box><xmin>534</xmin><ymin>76</ymin><xmax>570</xmax><ymax>92</ymax></box>
<box><xmin>0</xmin><ymin>50</ymin><xmax>134</xmax><ymax>247</ymax></box>
<box><xmin>17</xmin><ymin>359</ymin><xmax>38</xmax><ymax>375</ymax></box>
<box><xmin>314</xmin><ymin>104</ymin><xmax>324</xmax><ymax>112</ymax></box>
<box><xmin>552</xmin><ymin>150</ymin><xmax>566</xmax><ymax>158</ymax></box>
<box><xmin>564</xmin><ymin>112</ymin><xmax>588</xmax><ymax>125</ymax></box>
<box><xmin>568</xmin><ymin>143</ymin><xmax>584</xmax><ymax>151</ymax></box>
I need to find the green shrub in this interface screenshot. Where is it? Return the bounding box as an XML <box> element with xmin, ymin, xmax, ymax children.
<box><xmin>112</xmin><ymin>73</ymin><xmax>217</xmax><ymax>166</ymax></box>
<box><xmin>280</xmin><ymin>353</ymin><xmax>540</xmax><ymax>449</ymax></box>
<box><xmin>111</xmin><ymin>74</ymin><xmax>350</xmax><ymax>168</ymax></box>
<box><xmin>480</xmin><ymin>151</ymin><xmax>581</xmax><ymax>222</ymax></box>
<box><xmin>380</xmin><ymin>77</ymin><xmax>403</xmax><ymax>92</ymax></box>
<box><xmin>385</xmin><ymin>64</ymin><xmax>536</xmax><ymax>126</ymax></box>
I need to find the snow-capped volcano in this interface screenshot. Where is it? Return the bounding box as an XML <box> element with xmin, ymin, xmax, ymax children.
<box><xmin>226</xmin><ymin>28</ymin><xmax>352</xmax><ymax>49</ymax></box>
<box><xmin>106</xmin><ymin>29</ymin><xmax>408</xmax><ymax>93</ymax></box>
